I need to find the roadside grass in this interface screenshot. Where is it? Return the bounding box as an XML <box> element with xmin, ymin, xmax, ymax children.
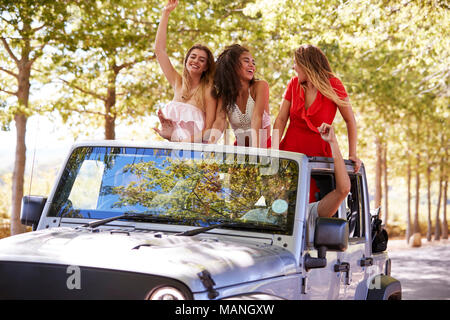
<box><xmin>0</xmin><ymin>224</ymin><xmax>10</xmax><ymax>239</ymax></box>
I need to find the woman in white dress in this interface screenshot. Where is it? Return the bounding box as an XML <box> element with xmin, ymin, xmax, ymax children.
<box><xmin>154</xmin><ymin>0</ymin><xmax>216</xmax><ymax>143</ymax></box>
<box><xmin>208</xmin><ymin>44</ymin><xmax>271</xmax><ymax>148</ymax></box>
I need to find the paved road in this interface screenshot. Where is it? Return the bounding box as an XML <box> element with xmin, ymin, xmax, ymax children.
<box><xmin>388</xmin><ymin>242</ymin><xmax>450</xmax><ymax>300</ymax></box>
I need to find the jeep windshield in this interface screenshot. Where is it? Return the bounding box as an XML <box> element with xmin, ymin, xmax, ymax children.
<box><xmin>48</xmin><ymin>146</ymin><xmax>299</xmax><ymax>235</ymax></box>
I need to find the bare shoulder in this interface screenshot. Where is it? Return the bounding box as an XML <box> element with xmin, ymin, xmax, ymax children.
<box><xmin>253</xmin><ymin>79</ymin><xmax>269</xmax><ymax>91</ymax></box>
<box><xmin>250</xmin><ymin>79</ymin><xmax>268</xmax><ymax>95</ymax></box>
<box><xmin>251</xmin><ymin>79</ymin><xmax>269</xmax><ymax>101</ymax></box>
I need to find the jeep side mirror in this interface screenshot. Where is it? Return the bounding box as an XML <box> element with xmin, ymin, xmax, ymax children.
<box><xmin>314</xmin><ymin>217</ymin><xmax>349</xmax><ymax>251</ymax></box>
<box><xmin>304</xmin><ymin>217</ymin><xmax>349</xmax><ymax>271</ymax></box>
<box><xmin>20</xmin><ymin>195</ymin><xmax>47</xmax><ymax>231</ymax></box>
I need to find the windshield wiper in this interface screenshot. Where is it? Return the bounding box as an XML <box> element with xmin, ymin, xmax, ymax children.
<box><xmin>82</xmin><ymin>213</ymin><xmax>175</xmax><ymax>229</ymax></box>
<box><xmin>175</xmin><ymin>221</ymin><xmax>276</xmax><ymax>237</ymax></box>
<box><xmin>175</xmin><ymin>220</ymin><xmax>288</xmax><ymax>236</ymax></box>
<box><xmin>174</xmin><ymin>222</ymin><xmax>233</xmax><ymax>236</ymax></box>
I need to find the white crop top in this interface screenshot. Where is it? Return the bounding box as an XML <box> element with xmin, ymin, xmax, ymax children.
<box><xmin>226</xmin><ymin>90</ymin><xmax>271</xmax><ymax>141</ymax></box>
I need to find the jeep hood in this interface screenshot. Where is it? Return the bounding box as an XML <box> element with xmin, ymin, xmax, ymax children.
<box><xmin>0</xmin><ymin>227</ymin><xmax>298</xmax><ymax>293</ymax></box>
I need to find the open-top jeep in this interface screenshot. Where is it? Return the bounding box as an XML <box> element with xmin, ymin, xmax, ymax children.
<box><xmin>0</xmin><ymin>141</ymin><xmax>400</xmax><ymax>300</ymax></box>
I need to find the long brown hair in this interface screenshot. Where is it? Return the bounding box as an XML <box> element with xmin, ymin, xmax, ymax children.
<box><xmin>213</xmin><ymin>44</ymin><xmax>255</xmax><ymax>113</ymax></box>
<box><xmin>181</xmin><ymin>44</ymin><xmax>215</xmax><ymax>111</ymax></box>
<box><xmin>294</xmin><ymin>44</ymin><xmax>350</xmax><ymax>108</ymax></box>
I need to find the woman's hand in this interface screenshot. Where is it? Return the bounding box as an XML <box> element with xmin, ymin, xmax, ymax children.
<box><xmin>154</xmin><ymin>109</ymin><xmax>175</xmax><ymax>140</ymax></box>
<box><xmin>318</xmin><ymin>123</ymin><xmax>337</xmax><ymax>144</ymax></box>
<box><xmin>349</xmin><ymin>155</ymin><xmax>362</xmax><ymax>173</ymax></box>
<box><xmin>164</xmin><ymin>0</ymin><xmax>178</xmax><ymax>13</ymax></box>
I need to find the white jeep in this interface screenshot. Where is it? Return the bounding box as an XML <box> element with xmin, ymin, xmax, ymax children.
<box><xmin>0</xmin><ymin>141</ymin><xmax>400</xmax><ymax>300</ymax></box>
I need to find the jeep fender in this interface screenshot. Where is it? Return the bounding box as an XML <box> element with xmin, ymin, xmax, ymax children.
<box><xmin>366</xmin><ymin>274</ymin><xmax>402</xmax><ymax>300</ymax></box>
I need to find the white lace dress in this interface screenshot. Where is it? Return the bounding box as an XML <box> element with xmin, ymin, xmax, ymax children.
<box><xmin>227</xmin><ymin>91</ymin><xmax>271</xmax><ymax>146</ymax></box>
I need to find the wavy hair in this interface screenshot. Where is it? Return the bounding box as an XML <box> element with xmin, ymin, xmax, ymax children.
<box><xmin>294</xmin><ymin>44</ymin><xmax>350</xmax><ymax>108</ymax></box>
<box><xmin>213</xmin><ymin>44</ymin><xmax>255</xmax><ymax>113</ymax></box>
<box><xmin>182</xmin><ymin>44</ymin><xmax>215</xmax><ymax>111</ymax></box>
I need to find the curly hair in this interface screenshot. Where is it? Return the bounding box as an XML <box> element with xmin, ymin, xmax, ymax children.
<box><xmin>182</xmin><ymin>44</ymin><xmax>215</xmax><ymax>110</ymax></box>
<box><xmin>213</xmin><ymin>44</ymin><xmax>255</xmax><ymax>113</ymax></box>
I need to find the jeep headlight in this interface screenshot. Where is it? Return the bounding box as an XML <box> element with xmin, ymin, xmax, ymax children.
<box><xmin>148</xmin><ymin>286</ymin><xmax>186</xmax><ymax>300</ymax></box>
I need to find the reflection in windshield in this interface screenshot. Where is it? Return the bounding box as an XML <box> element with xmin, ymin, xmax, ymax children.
<box><xmin>48</xmin><ymin>147</ymin><xmax>299</xmax><ymax>235</ymax></box>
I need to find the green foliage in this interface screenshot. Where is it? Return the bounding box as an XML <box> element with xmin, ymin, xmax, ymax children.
<box><xmin>0</xmin><ymin>0</ymin><xmax>71</xmax><ymax>102</ymax></box>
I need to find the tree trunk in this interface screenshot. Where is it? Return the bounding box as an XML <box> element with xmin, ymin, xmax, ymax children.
<box><xmin>10</xmin><ymin>113</ymin><xmax>28</xmax><ymax>235</ymax></box>
<box><xmin>434</xmin><ymin>177</ymin><xmax>442</xmax><ymax>241</ymax></box>
<box><xmin>434</xmin><ymin>154</ymin><xmax>445</xmax><ymax>241</ymax></box>
<box><xmin>104</xmin><ymin>67</ymin><xmax>118</xmax><ymax>140</ymax></box>
<box><xmin>426</xmin><ymin>165</ymin><xmax>432</xmax><ymax>241</ymax></box>
<box><xmin>382</xmin><ymin>141</ymin><xmax>388</xmax><ymax>226</ymax></box>
<box><xmin>442</xmin><ymin>179</ymin><xmax>448</xmax><ymax>239</ymax></box>
<box><xmin>104</xmin><ymin>112</ymin><xmax>116</xmax><ymax>140</ymax></box>
<box><xmin>375</xmin><ymin>136</ymin><xmax>382</xmax><ymax>210</ymax></box>
<box><xmin>413</xmin><ymin>152</ymin><xmax>421</xmax><ymax>234</ymax></box>
<box><xmin>10</xmin><ymin>58</ymin><xmax>32</xmax><ymax>236</ymax></box>
<box><xmin>104</xmin><ymin>91</ymin><xmax>116</xmax><ymax>140</ymax></box>
<box><xmin>406</xmin><ymin>156</ymin><xmax>412</xmax><ymax>244</ymax></box>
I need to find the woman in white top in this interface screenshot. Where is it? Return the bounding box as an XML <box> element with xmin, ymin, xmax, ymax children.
<box><xmin>208</xmin><ymin>44</ymin><xmax>271</xmax><ymax>148</ymax></box>
<box><xmin>154</xmin><ymin>0</ymin><xmax>216</xmax><ymax>143</ymax></box>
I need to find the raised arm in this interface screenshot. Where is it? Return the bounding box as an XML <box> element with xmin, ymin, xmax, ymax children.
<box><xmin>154</xmin><ymin>0</ymin><xmax>181</xmax><ymax>88</ymax></box>
<box><xmin>316</xmin><ymin>123</ymin><xmax>351</xmax><ymax>218</ymax></box>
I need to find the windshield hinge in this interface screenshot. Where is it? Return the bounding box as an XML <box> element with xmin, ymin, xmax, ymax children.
<box><xmin>197</xmin><ymin>269</ymin><xmax>219</xmax><ymax>299</ymax></box>
<box><xmin>334</xmin><ymin>261</ymin><xmax>351</xmax><ymax>285</ymax></box>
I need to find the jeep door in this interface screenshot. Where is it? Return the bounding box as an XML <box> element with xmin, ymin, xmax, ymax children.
<box><xmin>303</xmin><ymin>170</ymin><xmax>341</xmax><ymax>299</ymax></box>
<box><xmin>337</xmin><ymin>172</ymin><xmax>370</xmax><ymax>299</ymax></box>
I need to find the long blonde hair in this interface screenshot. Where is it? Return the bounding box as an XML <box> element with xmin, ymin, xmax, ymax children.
<box><xmin>181</xmin><ymin>44</ymin><xmax>215</xmax><ymax>111</ymax></box>
<box><xmin>294</xmin><ymin>44</ymin><xmax>350</xmax><ymax>108</ymax></box>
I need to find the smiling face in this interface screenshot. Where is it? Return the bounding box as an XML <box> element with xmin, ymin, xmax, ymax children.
<box><xmin>237</xmin><ymin>51</ymin><xmax>256</xmax><ymax>82</ymax></box>
<box><xmin>185</xmin><ymin>49</ymin><xmax>209</xmax><ymax>76</ymax></box>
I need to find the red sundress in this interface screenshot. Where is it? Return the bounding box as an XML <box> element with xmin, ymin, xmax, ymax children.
<box><xmin>280</xmin><ymin>76</ymin><xmax>348</xmax><ymax>201</ymax></box>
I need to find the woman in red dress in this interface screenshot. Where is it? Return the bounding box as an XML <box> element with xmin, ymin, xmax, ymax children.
<box><xmin>273</xmin><ymin>45</ymin><xmax>360</xmax><ymax>201</ymax></box>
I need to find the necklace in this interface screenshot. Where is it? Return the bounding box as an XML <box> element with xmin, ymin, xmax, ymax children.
<box><xmin>182</xmin><ymin>85</ymin><xmax>201</xmax><ymax>101</ymax></box>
